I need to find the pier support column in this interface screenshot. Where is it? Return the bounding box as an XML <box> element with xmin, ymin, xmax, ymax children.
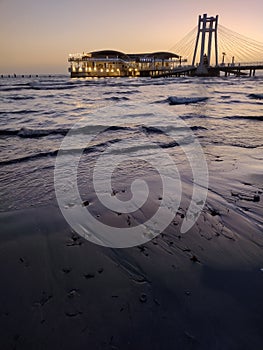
<box><xmin>192</xmin><ymin>14</ymin><xmax>219</xmax><ymax>76</ymax></box>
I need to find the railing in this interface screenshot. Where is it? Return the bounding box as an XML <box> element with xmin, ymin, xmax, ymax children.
<box><xmin>234</xmin><ymin>61</ymin><xmax>263</xmax><ymax>66</ymax></box>
<box><xmin>68</xmin><ymin>57</ymin><xmax>125</xmax><ymax>62</ymax></box>
<box><xmin>217</xmin><ymin>61</ymin><xmax>263</xmax><ymax>67</ymax></box>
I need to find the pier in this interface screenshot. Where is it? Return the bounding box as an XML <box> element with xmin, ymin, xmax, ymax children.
<box><xmin>66</xmin><ymin>13</ymin><xmax>263</xmax><ymax>78</ymax></box>
<box><xmin>151</xmin><ymin>62</ymin><xmax>263</xmax><ymax>78</ymax></box>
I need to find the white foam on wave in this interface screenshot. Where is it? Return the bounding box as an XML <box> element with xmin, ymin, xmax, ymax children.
<box><xmin>168</xmin><ymin>96</ymin><xmax>209</xmax><ymax>105</ymax></box>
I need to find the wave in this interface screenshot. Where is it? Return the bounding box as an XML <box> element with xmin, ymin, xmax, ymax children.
<box><xmin>152</xmin><ymin>98</ymin><xmax>168</xmax><ymax>104</ymax></box>
<box><xmin>0</xmin><ymin>83</ymin><xmax>31</xmax><ymax>92</ymax></box>
<box><xmin>141</xmin><ymin>125</ymin><xmax>207</xmax><ymax>135</ymax></box>
<box><xmin>105</xmin><ymin>96</ymin><xmax>130</xmax><ymax>101</ymax></box>
<box><xmin>2</xmin><ymin>135</ymin><xmax>261</xmax><ymax>167</ymax></box>
<box><xmin>106</xmin><ymin>125</ymin><xmax>131</xmax><ymax>132</ymax></box>
<box><xmin>224</xmin><ymin>116</ymin><xmax>263</xmax><ymax>121</ymax></box>
<box><xmin>0</xmin><ymin>125</ymin><xmax>132</xmax><ymax>139</ymax></box>
<box><xmin>191</xmin><ymin>125</ymin><xmax>207</xmax><ymax>131</ymax></box>
<box><xmin>248</xmin><ymin>93</ymin><xmax>263</xmax><ymax>100</ymax></box>
<box><xmin>0</xmin><ymin>138</ymin><xmax>122</xmax><ymax>166</ymax></box>
<box><xmin>229</xmin><ymin>143</ymin><xmax>263</xmax><ymax>149</ymax></box>
<box><xmin>0</xmin><ymin>87</ymin><xmax>31</xmax><ymax>92</ymax></box>
<box><xmin>0</xmin><ymin>127</ymin><xmax>69</xmax><ymax>138</ymax></box>
<box><xmin>103</xmin><ymin>90</ymin><xmax>141</xmax><ymax>95</ymax></box>
<box><xmin>0</xmin><ymin>129</ymin><xmax>18</xmax><ymax>136</ymax></box>
<box><xmin>167</xmin><ymin>96</ymin><xmax>209</xmax><ymax>105</ymax></box>
<box><xmin>8</xmin><ymin>95</ymin><xmax>35</xmax><ymax>100</ymax></box>
<box><xmin>160</xmin><ymin>136</ymin><xmax>194</xmax><ymax>148</ymax></box>
<box><xmin>223</xmin><ymin>99</ymin><xmax>263</xmax><ymax>106</ymax></box>
<box><xmin>141</xmin><ymin>126</ymin><xmax>164</xmax><ymax>134</ymax></box>
<box><xmin>0</xmin><ymin>122</ymin><xmax>198</xmax><ymax>166</ymax></box>
<box><xmin>212</xmin><ymin>140</ymin><xmax>263</xmax><ymax>149</ymax></box>
<box><xmin>160</xmin><ymin>140</ymin><xmax>179</xmax><ymax>148</ymax></box>
<box><xmin>179</xmin><ymin>114</ymin><xmax>211</xmax><ymax>120</ymax></box>
<box><xmin>28</xmin><ymin>82</ymin><xmax>78</xmax><ymax>91</ymax></box>
<box><xmin>0</xmin><ymin>150</ymin><xmax>59</xmax><ymax>166</ymax></box>
<box><xmin>0</xmin><ymin>109</ymin><xmax>40</xmax><ymax>115</ymax></box>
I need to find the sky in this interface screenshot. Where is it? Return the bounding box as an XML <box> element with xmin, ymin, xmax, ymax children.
<box><xmin>0</xmin><ymin>0</ymin><xmax>262</xmax><ymax>74</ymax></box>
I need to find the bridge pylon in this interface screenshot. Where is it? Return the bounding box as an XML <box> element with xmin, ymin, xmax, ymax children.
<box><xmin>192</xmin><ymin>14</ymin><xmax>219</xmax><ymax>76</ymax></box>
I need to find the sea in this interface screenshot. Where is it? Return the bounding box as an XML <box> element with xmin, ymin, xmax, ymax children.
<box><xmin>0</xmin><ymin>74</ymin><xmax>262</xmax><ymax>237</ymax></box>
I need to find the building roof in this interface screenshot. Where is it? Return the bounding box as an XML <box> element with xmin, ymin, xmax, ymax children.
<box><xmin>145</xmin><ymin>51</ymin><xmax>179</xmax><ymax>59</ymax></box>
<box><xmin>88</xmin><ymin>50</ymin><xmax>179</xmax><ymax>61</ymax></box>
<box><xmin>90</xmin><ymin>50</ymin><xmax>129</xmax><ymax>60</ymax></box>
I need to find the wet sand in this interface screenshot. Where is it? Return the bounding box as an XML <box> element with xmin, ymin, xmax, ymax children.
<box><xmin>0</xmin><ymin>145</ymin><xmax>263</xmax><ymax>349</ymax></box>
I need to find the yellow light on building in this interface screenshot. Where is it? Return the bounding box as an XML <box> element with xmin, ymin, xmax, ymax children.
<box><xmin>100</xmin><ymin>69</ymin><xmax>103</xmax><ymax>72</ymax></box>
<box><xmin>111</xmin><ymin>69</ymin><xmax>114</xmax><ymax>72</ymax></box>
<box><xmin>106</xmin><ymin>69</ymin><xmax>109</xmax><ymax>72</ymax></box>
<box><xmin>89</xmin><ymin>67</ymin><xmax>92</xmax><ymax>71</ymax></box>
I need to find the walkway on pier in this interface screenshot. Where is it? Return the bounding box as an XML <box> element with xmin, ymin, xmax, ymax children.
<box><xmin>219</xmin><ymin>62</ymin><xmax>263</xmax><ymax>76</ymax></box>
<box><xmin>152</xmin><ymin>61</ymin><xmax>263</xmax><ymax>78</ymax></box>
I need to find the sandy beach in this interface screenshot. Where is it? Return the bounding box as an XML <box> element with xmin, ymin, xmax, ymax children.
<box><xmin>1</xmin><ymin>143</ymin><xmax>263</xmax><ymax>350</ymax></box>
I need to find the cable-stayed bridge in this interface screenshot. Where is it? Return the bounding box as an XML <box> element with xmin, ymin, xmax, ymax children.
<box><xmin>153</xmin><ymin>13</ymin><xmax>263</xmax><ymax>78</ymax></box>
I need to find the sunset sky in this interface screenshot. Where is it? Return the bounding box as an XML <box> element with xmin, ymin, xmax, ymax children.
<box><xmin>0</xmin><ymin>0</ymin><xmax>262</xmax><ymax>74</ymax></box>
